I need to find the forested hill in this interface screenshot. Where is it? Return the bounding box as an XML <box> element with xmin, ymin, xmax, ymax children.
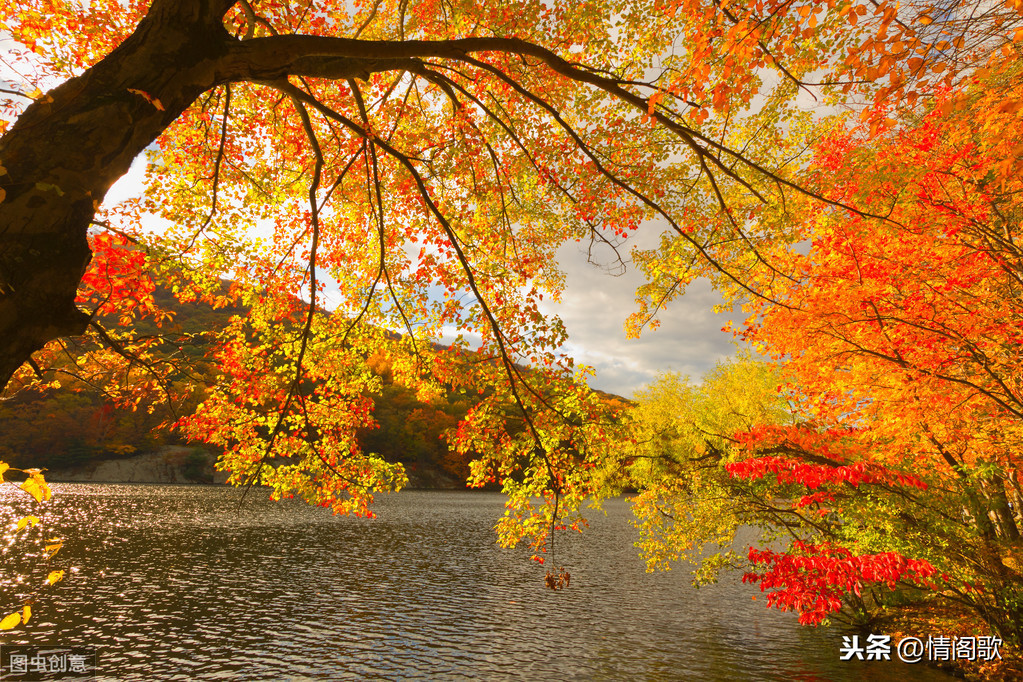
<box><xmin>0</xmin><ymin>284</ymin><xmax>629</xmax><ymax>486</ymax></box>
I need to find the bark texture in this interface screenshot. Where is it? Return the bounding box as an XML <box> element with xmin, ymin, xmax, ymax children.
<box><xmin>0</xmin><ymin>0</ymin><xmax>239</xmax><ymax>387</ymax></box>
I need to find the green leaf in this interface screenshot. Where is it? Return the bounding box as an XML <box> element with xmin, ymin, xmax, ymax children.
<box><xmin>34</xmin><ymin>182</ymin><xmax>65</xmax><ymax>196</ymax></box>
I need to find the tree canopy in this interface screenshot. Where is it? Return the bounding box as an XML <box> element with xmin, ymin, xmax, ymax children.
<box><xmin>2</xmin><ymin>0</ymin><xmax>1023</xmax><ymax>644</ymax></box>
<box><xmin>626</xmin><ymin>49</ymin><xmax>1023</xmax><ymax>644</ymax></box>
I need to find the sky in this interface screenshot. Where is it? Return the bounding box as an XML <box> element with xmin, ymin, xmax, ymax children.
<box><xmin>541</xmin><ymin>239</ymin><xmax>742</xmax><ymax>397</ymax></box>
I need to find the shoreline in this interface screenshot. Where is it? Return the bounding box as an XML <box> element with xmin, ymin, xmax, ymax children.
<box><xmin>42</xmin><ymin>447</ymin><xmax>465</xmax><ymax>490</ymax></box>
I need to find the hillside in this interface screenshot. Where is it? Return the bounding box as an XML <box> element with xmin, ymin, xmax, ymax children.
<box><xmin>1</xmin><ymin>284</ymin><xmax>629</xmax><ymax>487</ymax></box>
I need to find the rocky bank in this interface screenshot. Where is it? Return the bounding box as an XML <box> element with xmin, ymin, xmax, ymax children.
<box><xmin>45</xmin><ymin>446</ymin><xmax>226</xmax><ymax>484</ymax></box>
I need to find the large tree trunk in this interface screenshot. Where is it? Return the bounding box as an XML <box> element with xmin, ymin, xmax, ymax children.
<box><xmin>0</xmin><ymin>0</ymin><xmax>235</xmax><ymax>388</ymax></box>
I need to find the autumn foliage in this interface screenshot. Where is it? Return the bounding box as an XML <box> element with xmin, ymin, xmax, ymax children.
<box><xmin>746</xmin><ymin>55</ymin><xmax>1021</xmax><ymax>617</ymax></box>
<box><xmin>2</xmin><ymin>0</ymin><xmax>1023</xmax><ymax>648</ymax></box>
<box><xmin>744</xmin><ymin>542</ymin><xmax>940</xmax><ymax>626</ymax></box>
<box><xmin>0</xmin><ymin>462</ymin><xmax>63</xmax><ymax>632</ymax></box>
<box><xmin>626</xmin><ymin>40</ymin><xmax>1023</xmax><ymax>644</ymax></box>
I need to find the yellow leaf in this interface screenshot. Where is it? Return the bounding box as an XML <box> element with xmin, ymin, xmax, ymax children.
<box><xmin>16</xmin><ymin>516</ymin><xmax>40</xmax><ymax>532</ymax></box>
<box><xmin>22</xmin><ymin>605</ymin><xmax>30</xmax><ymax>624</ymax></box>
<box><xmin>34</xmin><ymin>182</ymin><xmax>65</xmax><ymax>196</ymax></box>
<box><xmin>0</xmin><ymin>462</ymin><xmax>8</xmax><ymax>481</ymax></box>
<box><xmin>27</xmin><ymin>472</ymin><xmax>52</xmax><ymax>501</ymax></box>
<box><xmin>46</xmin><ymin>570</ymin><xmax>65</xmax><ymax>586</ymax></box>
<box><xmin>0</xmin><ymin>612</ymin><xmax>21</xmax><ymax>630</ymax></box>
<box><xmin>21</xmin><ymin>474</ymin><xmax>52</xmax><ymax>502</ymax></box>
<box><xmin>44</xmin><ymin>542</ymin><xmax>62</xmax><ymax>558</ymax></box>
<box><xmin>21</xmin><ymin>477</ymin><xmax>44</xmax><ymax>502</ymax></box>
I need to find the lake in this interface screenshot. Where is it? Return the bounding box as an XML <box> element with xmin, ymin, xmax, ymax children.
<box><xmin>0</xmin><ymin>485</ymin><xmax>954</xmax><ymax>680</ymax></box>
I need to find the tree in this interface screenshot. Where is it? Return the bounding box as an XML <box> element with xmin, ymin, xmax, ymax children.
<box><xmin>625</xmin><ymin>358</ymin><xmax>791</xmax><ymax>583</ymax></box>
<box><xmin>1</xmin><ymin>0</ymin><xmax>1021</xmax><ymax>571</ymax></box>
<box><xmin>627</xmin><ymin>56</ymin><xmax>1023</xmax><ymax>641</ymax></box>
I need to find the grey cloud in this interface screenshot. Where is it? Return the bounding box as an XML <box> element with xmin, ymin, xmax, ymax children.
<box><xmin>545</xmin><ymin>238</ymin><xmax>742</xmax><ymax>397</ymax></box>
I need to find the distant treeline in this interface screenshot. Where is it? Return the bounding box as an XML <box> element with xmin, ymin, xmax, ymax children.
<box><xmin>0</xmin><ymin>284</ymin><xmax>625</xmax><ymax>485</ymax></box>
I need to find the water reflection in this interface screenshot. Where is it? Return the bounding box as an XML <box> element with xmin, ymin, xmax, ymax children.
<box><xmin>1</xmin><ymin>485</ymin><xmax>953</xmax><ymax>680</ymax></box>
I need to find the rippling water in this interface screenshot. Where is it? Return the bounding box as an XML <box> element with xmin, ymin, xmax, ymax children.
<box><xmin>1</xmin><ymin>485</ymin><xmax>953</xmax><ymax>680</ymax></box>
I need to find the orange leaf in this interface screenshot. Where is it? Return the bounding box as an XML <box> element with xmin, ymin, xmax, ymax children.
<box><xmin>127</xmin><ymin>88</ymin><xmax>166</xmax><ymax>111</ymax></box>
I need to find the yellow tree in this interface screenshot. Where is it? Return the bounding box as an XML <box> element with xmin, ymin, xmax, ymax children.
<box><xmin>626</xmin><ymin>358</ymin><xmax>790</xmax><ymax>584</ymax></box>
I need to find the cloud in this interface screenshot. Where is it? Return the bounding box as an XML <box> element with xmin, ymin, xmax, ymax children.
<box><xmin>544</xmin><ymin>235</ymin><xmax>743</xmax><ymax>398</ymax></box>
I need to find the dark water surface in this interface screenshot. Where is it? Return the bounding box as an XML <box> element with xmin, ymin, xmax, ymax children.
<box><xmin>1</xmin><ymin>485</ymin><xmax>954</xmax><ymax>680</ymax></box>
